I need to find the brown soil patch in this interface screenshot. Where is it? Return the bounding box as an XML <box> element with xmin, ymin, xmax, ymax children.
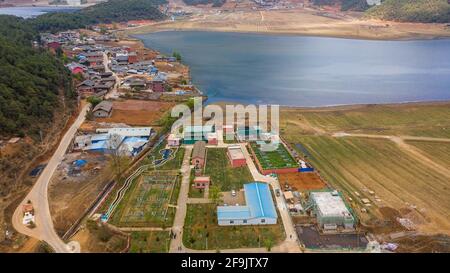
<box><xmin>279</xmin><ymin>172</ymin><xmax>327</xmax><ymax>191</ymax></box>
<box><xmin>96</xmin><ymin>100</ymin><xmax>175</xmax><ymax>126</ymax></box>
<box><xmin>49</xmin><ymin>153</ymin><xmax>112</xmax><ymax>236</ymax></box>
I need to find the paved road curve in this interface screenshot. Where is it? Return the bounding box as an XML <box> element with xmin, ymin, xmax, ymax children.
<box><xmin>12</xmin><ymin>104</ymin><xmax>90</xmax><ymax>253</ymax></box>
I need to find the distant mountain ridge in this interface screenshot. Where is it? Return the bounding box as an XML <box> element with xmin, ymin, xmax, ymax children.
<box><xmin>366</xmin><ymin>0</ymin><xmax>450</xmax><ymax>23</ymax></box>
<box><xmin>312</xmin><ymin>0</ymin><xmax>370</xmax><ymax>11</ymax></box>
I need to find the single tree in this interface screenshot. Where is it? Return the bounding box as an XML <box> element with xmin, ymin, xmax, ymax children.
<box><xmin>209</xmin><ymin>185</ymin><xmax>223</xmax><ymax>204</ymax></box>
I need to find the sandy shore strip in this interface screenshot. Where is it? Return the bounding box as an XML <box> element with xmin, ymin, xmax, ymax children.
<box><xmin>125</xmin><ymin>8</ymin><xmax>450</xmax><ymax>41</ymax></box>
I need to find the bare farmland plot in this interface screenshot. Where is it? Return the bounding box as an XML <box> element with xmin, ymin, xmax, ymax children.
<box><xmin>406</xmin><ymin>141</ymin><xmax>450</xmax><ymax>170</ymax></box>
<box><xmin>289</xmin><ymin>136</ymin><xmax>450</xmax><ymax>235</ymax></box>
<box><xmin>281</xmin><ymin>103</ymin><xmax>450</xmax><ymax>138</ymax></box>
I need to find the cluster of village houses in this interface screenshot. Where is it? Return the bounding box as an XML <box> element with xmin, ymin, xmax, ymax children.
<box><xmin>38</xmin><ymin>29</ymin><xmax>197</xmax><ymax>159</ymax></box>
<box><xmin>41</xmin><ymin>30</ymin><xmax>191</xmax><ymax>101</ymax></box>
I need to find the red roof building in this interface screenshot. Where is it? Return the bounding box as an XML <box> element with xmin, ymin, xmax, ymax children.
<box><xmin>227</xmin><ymin>145</ymin><xmax>247</xmax><ymax>168</ymax></box>
<box><xmin>193</xmin><ymin>176</ymin><xmax>210</xmax><ymax>189</ymax></box>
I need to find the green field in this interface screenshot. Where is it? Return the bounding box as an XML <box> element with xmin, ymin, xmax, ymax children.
<box><xmin>129</xmin><ymin>231</ymin><xmax>171</xmax><ymax>253</ymax></box>
<box><xmin>204</xmin><ymin>148</ymin><xmax>253</xmax><ymax>191</ymax></box>
<box><xmin>250</xmin><ymin>141</ymin><xmax>298</xmax><ymax>170</ymax></box>
<box><xmin>183</xmin><ymin>204</ymin><xmax>285</xmax><ymax>250</ymax></box>
<box><xmin>109</xmin><ymin>171</ymin><xmax>180</xmax><ymax>228</ymax></box>
<box><xmin>281</xmin><ymin>103</ymin><xmax>450</xmax><ymax>138</ymax></box>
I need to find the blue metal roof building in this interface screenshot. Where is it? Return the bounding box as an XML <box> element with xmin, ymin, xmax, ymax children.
<box><xmin>217</xmin><ymin>182</ymin><xmax>278</xmax><ymax>226</ymax></box>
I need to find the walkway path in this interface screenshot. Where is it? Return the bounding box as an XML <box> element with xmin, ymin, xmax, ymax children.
<box><xmin>103</xmin><ymin>52</ymin><xmax>120</xmax><ymax>100</ymax></box>
<box><xmin>12</xmin><ymin>104</ymin><xmax>90</xmax><ymax>253</ymax></box>
<box><xmin>169</xmin><ymin>145</ymin><xmax>193</xmax><ymax>252</ymax></box>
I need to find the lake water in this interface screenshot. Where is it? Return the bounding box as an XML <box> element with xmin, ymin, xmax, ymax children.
<box><xmin>0</xmin><ymin>6</ymin><xmax>79</xmax><ymax>18</ymax></box>
<box><xmin>136</xmin><ymin>31</ymin><xmax>450</xmax><ymax>107</ymax></box>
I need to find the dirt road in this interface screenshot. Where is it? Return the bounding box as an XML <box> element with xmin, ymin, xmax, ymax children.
<box><xmin>12</xmin><ymin>104</ymin><xmax>90</xmax><ymax>253</ymax></box>
<box><xmin>103</xmin><ymin>53</ymin><xmax>120</xmax><ymax>100</ymax></box>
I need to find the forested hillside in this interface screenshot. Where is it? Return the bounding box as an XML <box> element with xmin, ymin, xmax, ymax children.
<box><xmin>0</xmin><ymin>16</ymin><xmax>75</xmax><ymax>137</ymax></box>
<box><xmin>312</xmin><ymin>0</ymin><xmax>370</xmax><ymax>11</ymax></box>
<box><xmin>30</xmin><ymin>0</ymin><xmax>167</xmax><ymax>33</ymax></box>
<box><xmin>182</xmin><ymin>0</ymin><xmax>226</xmax><ymax>7</ymax></box>
<box><xmin>366</xmin><ymin>0</ymin><xmax>450</xmax><ymax>23</ymax></box>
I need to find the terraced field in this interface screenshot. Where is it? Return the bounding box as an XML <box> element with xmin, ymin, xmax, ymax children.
<box><xmin>406</xmin><ymin>141</ymin><xmax>450</xmax><ymax>170</ymax></box>
<box><xmin>288</xmin><ymin>136</ymin><xmax>450</xmax><ymax>235</ymax></box>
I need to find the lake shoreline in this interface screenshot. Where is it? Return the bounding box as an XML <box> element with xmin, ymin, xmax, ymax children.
<box><xmin>210</xmin><ymin>99</ymin><xmax>450</xmax><ymax>111</ymax></box>
<box><xmin>124</xmin><ymin>8</ymin><xmax>450</xmax><ymax>42</ymax></box>
<box><xmin>127</xmin><ymin>26</ymin><xmax>450</xmax><ymax>42</ymax></box>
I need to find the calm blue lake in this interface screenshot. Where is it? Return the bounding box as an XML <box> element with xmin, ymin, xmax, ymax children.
<box><xmin>0</xmin><ymin>6</ymin><xmax>79</xmax><ymax>18</ymax></box>
<box><xmin>136</xmin><ymin>31</ymin><xmax>450</xmax><ymax>106</ymax></box>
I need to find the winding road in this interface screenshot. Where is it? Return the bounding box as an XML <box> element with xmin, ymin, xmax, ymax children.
<box><xmin>11</xmin><ymin>104</ymin><xmax>90</xmax><ymax>253</ymax></box>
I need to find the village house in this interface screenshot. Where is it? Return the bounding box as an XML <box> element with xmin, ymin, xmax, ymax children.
<box><xmin>183</xmin><ymin>125</ymin><xmax>215</xmax><ymax>144</ymax></box>
<box><xmin>191</xmin><ymin>140</ymin><xmax>206</xmax><ymax>169</ymax></box>
<box><xmin>227</xmin><ymin>145</ymin><xmax>247</xmax><ymax>168</ymax></box>
<box><xmin>66</xmin><ymin>62</ymin><xmax>86</xmax><ymax>75</ymax></box>
<box><xmin>223</xmin><ymin>124</ymin><xmax>235</xmax><ymax>139</ymax></box>
<box><xmin>93</xmin><ymin>81</ymin><xmax>114</xmax><ymax>93</ymax></box>
<box><xmin>149</xmin><ymin>78</ymin><xmax>165</xmax><ymax>92</ymax></box>
<box><xmin>46</xmin><ymin>41</ymin><xmax>61</xmax><ymax>51</ymax></box>
<box><xmin>168</xmin><ymin>133</ymin><xmax>181</xmax><ymax>146</ymax></box>
<box><xmin>193</xmin><ymin>176</ymin><xmax>210</xmax><ymax>189</ymax></box>
<box><xmin>156</xmin><ymin>55</ymin><xmax>177</xmax><ymax>62</ymax></box>
<box><xmin>92</xmin><ymin>101</ymin><xmax>113</xmax><ymax>118</ymax></box>
<box><xmin>128</xmin><ymin>52</ymin><xmax>138</xmax><ymax>64</ymax></box>
<box><xmin>73</xmin><ymin>127</ymin><xmax>153</xmax><ymax>157</ymax></box>
<box><xmin>207</xmin><ymin>132</ymin><xmax>218</xmax><ymax>145</ymax></box>
<box><xmin>77</xmin><ymin>80</ymin><xmax>96</xmax><ymax>97</ymax></box>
